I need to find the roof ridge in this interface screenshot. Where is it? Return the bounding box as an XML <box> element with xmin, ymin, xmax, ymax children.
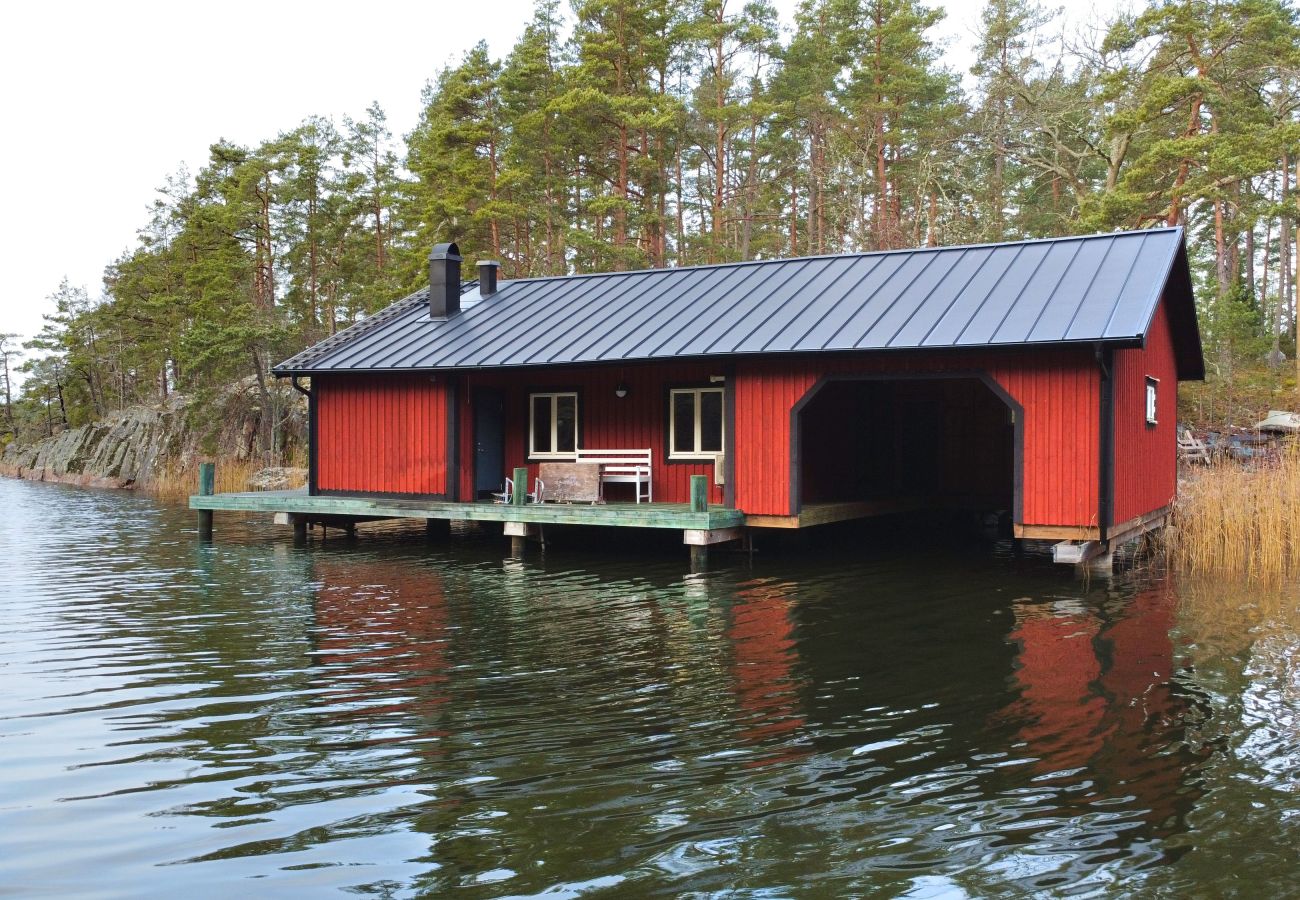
<box><xmin>493</xmin><ymin>226</ymin><xmax>1185</xmax><ymax>287</ymax></box>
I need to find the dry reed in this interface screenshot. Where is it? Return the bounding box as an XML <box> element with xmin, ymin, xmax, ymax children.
<box><xmin>146</xmin><ymin>459</ymin><xmax>305</xmax><ymax>502</ymax></box>
<box><xmin>1166</xmin><ymin>444</ymin><xmax>1300</xmax><ymax>579</ymax></box>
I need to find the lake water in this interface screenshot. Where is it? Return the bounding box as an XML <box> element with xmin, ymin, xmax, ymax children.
<box><xmin>1</xmin><ymin>477</ymin><xmax>1297</xmax><ymax>898</ymax></box>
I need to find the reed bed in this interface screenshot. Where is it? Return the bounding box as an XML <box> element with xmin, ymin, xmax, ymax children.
<box><xmin>146</xmin><ymin>459</ymin><xmax>304</xmax><ymax>502</ymax></box>
<box><xmin>1166</xmin><ymin>445</ymin><xmax>1300</xmax><ymax>579</ymax></box>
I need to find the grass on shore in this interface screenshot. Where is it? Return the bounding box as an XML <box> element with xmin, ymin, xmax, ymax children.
<box><xmin>1166</xmin><ymin>446</ymin><xmax>1300</xmax><ymax>579</ymax></box>
<box><xmin>147</xmin><ymin>459</ymin><xmax>306</xmax><ymax>503</ymax></box>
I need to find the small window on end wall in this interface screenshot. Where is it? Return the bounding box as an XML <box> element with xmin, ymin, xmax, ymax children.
<box><xmin>530</xmin><ymin>392</ymin><xmax>578</xmax><ymax>458</ymax></box>
<box><xmin>670</xmin><ymin>387</ymin><xmax>724</xmax><ymax>459</ymax></box>
<box><xmin>1145</xmin><ymin>377</ymin><xmax>1159</xmax><ymax>426</ymax></box>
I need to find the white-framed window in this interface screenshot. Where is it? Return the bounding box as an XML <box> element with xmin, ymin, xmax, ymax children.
<box><xmin>1145</xmin><ymin>377</ymin><xmax>1158</xmax><ymax>426</ymax></box>
<box><xmin>669</xmin><ymin>387</ymin><xmax>724</xmax><ymax>459</ymax></box>
<box><xmin>530</xmin><ymin>392</ymin><xmax>578</xmax><ymax>458</ymax></box>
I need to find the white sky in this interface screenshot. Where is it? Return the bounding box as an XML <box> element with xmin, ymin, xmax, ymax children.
<box><xmin>0</xmin><ymin>0</ymin><xmax>1120</xmax><ymax>371</ymax></box>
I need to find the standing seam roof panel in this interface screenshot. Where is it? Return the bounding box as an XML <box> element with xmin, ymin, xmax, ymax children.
<box><xmin>568</xmin><ymin>266</ymin><xmax>735</xmax><ymax>363</ymax></box>
<box><xmin>853</xmin><ymin>249</ymin><xmax>972</xmax><ymax>349</ymax></box>
<box><xmin>419</xmin><ymin>276</ymin><xmax>608</xmax><ymax>369</ymax></box>
<box><xmin>821</xmin><ymin>252</ymin><xmax>944</xmax><ymax>349</ymax></box>
<box><xmin>1024</xmin><ymin>236</ymin><xmax>1117</xmax><ymax>344</ymax></box>
<box><xmin>460</xmin><ymin>274</ymin><xmax>631</xmax><ymax>367</ymax></box>
<box><xmin>272</xmin><ymin>228</ymin><xmax>1197</xmax><ymax>374</ymax></box>
<box><xmin>990</xmin><ymin>239</ymin><xmax>1086</xmax><ymax>344</ymax></box>
<box><xmin>597</xmin><ymin>265</ymin><xmax>757</xmax><ymax>361</ymax></box>
<box><xmin>541</xmin><ymin>264</ymin><xmax>695</xmax><ymax>363</ymax></box>
<box><xmin>793</xmin><ymin>254</ymin><xmax>913</xmax><ymax>349</ymax></box>
<box><xmin>733</xmin><ymin>256</ymin><xmax>872</xmax><ymax>353</ymax></box>
<box><xmin>1062</xmin><ymin>235</ymin><xmax>1146</xmax><ymax>341</ymax></box>
<box><xmin>702</xmin><ymin>258</ymin><xmax>826</xmax><ymax>354</ymax></box>
<box><xmin>889</xmin><ymin>246</ymin><xmax>998</xmax><ymax>347</ymax></box>
<box><xmin>672</xmin><ymin>260</ymin><xmax>815</xmax><ymax>357</ymax></box>
<box><xmin>919</xmin><ymin>246</ymin><xmax>1022</xmax><ymax>346</ymax></box>
<box><xmin>1102</xmin><ymin>235</ymin><xmax>1182</xmax><ymax>339</ymax></box>
<box><xmin>956</xmin><ymin>242</ymin><xmax>1054</xmax><ymax>345</ymax></box>
<box><xmin>639</xmin><ymin>263</ymin><xmax>786</xmax><ymax>358</ymax></box>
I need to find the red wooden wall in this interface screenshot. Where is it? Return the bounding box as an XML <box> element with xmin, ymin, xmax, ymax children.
<box><xmin>1111</xmin><ymin>297</ymin><xmax>1179</xmax><ymax>525</ymax></box>
<box><xmin>455</xmin><ymin>363</ymin><xmax>726</xmax><ymax>505</ymax></box>
<box><xmin>310</xmin><ymin>345</ymin><xmax>1162</xmax><ymax>532</ymax></box>
<box><xmin>315</xmin><ymin>374</ymin><xmax>450</xmax><ymax>496</ymax></box>
<box><xmin>732</xmin><ymin>350</ymin><xmax>1102</xmax><ymax>526</ymax></box>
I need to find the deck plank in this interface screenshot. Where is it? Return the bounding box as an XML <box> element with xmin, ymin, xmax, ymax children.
<box><xmin>189</xmin><ymin>491</ymin><xmax>744</xmax><ymax>530</ymax></box>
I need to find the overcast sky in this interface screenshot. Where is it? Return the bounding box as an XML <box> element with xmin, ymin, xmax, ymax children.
<box><xmin>0</xmin><ymin>0</ymin><xmax>1119</xmax><ymax>367</ymax></box>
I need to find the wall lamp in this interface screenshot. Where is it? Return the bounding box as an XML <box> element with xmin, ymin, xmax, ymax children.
<box><xmin>615</xmin><ymin>382</ymin><xmax>629</xmax><ymax>399</ymax></box>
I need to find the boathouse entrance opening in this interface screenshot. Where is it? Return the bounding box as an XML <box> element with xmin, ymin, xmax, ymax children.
<box><xmin>792</xmin><ymin>374</ymin><xmax>1021</xmax><ymax>531</ymax></box>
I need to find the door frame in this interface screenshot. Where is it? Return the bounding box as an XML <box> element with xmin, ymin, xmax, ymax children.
<box><xmin>472</xmin><ymin>386</ymin><xmax>507</xmax><ymax>500</ymax></box>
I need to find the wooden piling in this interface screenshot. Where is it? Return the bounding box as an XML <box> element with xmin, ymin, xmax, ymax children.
<box><xmin>690</xmin><ymin>474</ymin><xmax>707</xmax><ymax>513</ymax></box>
<box><xmin>512</xmin><ymin>466</ymin><xmax>529</xmax><ymax>506</ymax></box>
<box><xmin>426</xmin><ymin>518</ymin><xmax>451</xmax><ymax>541</ymax></box>
<box><xmin>197</xmin><ymin>462</ymin><xmax>215</xmax><ymax>541</ymax></box>
<box><xmin>293</xmin><ymin>516</ymin><xmax>308</xmax><ymax>545</ymax></box>
<box><xmin>690</xmin><ymin>543</ymin><xmax>708</xmax><ymax>571</ymax></box>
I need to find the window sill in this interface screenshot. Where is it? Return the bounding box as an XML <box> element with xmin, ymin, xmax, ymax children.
<box><xmin>667</xmin><ymin>454</ymin><xmax>723</xmax><ymax>463</ymax></box>
<box><xmin>528</xmin><ymin>454</ymin><xmax>578</xmax><ymax>462</ymax></box>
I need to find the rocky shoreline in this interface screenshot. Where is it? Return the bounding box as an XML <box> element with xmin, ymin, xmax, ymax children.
<box><xmin>1</xmin><ymin>383</ymin><xmax>306</xmax><ymax>492</ymax></box>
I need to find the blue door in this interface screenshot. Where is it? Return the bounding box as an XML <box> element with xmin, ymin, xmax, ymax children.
<box><xmin>473</xmin><ymin>388</ymin><xmax>506</xmax><ymax>498</ymax></box>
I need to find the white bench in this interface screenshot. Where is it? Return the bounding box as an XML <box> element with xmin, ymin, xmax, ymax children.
<box><xmin>576</xmin><ymin>448</ymin><xmax>653</xmax><ymax>503</ymax></box>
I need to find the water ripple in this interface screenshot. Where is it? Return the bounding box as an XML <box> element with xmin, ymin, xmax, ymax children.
<box><xmin>1</xmin><ymin>479</ymin><xmax>1298</xmax><ymax>896</ymax></box>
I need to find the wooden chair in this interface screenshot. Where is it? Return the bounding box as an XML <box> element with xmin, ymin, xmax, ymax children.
<box><xmin>1178</xmin><ymin>429</ymin><xmax>1211</xmax><ymax>465</ymax></box>
<box><xmin>492</xmin><ymin>476</ymin><xmax>545</xmax><ymax>504</ymax></box>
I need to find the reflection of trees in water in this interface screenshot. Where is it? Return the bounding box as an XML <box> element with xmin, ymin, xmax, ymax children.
<box><xmin>1153</xmin><ymin>573</ymin><xmax>1300</xmax><ymax>892</ymax></box>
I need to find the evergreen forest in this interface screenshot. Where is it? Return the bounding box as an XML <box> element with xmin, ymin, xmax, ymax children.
<box><xmin>5</xmin><ymin>0</ymin><xmax>1300</xmax><ymax>455</ymax></box>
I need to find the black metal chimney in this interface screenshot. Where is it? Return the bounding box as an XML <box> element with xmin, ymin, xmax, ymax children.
<box><xmin>428</xmin><ymin>242</ymin><xmax>462</xmax><ymax>318</ymax></box>
<box><xmin>477</xmin><ymin>260</ymin><xmax>500</xmax><ymax>296</ymax></box>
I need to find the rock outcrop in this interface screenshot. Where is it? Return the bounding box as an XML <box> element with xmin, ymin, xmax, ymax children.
<box><xmin>1</xmin><ymin>400</ymin><xmax>183</xmax><ymax>488</ymax></box>
<box><xmin>1</xmin><ymin>381</ymin><xmax>306</xmax><ymax>490</ymax></box>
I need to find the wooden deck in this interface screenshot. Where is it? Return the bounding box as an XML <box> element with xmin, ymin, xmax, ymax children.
<box><xmin>190</xmin><ymin>489</ymin><xmax>745</xmax><ymax>531</ymax></box>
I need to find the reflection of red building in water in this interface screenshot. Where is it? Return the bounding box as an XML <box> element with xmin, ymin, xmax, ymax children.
<box><xmin>309</xmin><ymin>556</ymin><xmax>453</xmax><ymax>747</ymax></box>
<box><xmin>1004</xmin><ymin>580</ymin><xmax>1200</xmax><ymax>834</ymax></box>
<box><xmin>727</xmin><ymin>581</ymin><xmax>806</xmax><ymax>766</ymax></box>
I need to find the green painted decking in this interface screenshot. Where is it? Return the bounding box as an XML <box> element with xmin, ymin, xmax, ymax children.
<box><xmin>189</xmin><ymin>490</ymin><xmax>745</xmax><ymax>531</ymax></box>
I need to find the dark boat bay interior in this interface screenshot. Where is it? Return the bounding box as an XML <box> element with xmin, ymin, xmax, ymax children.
<box><xmin>2</xmin><ymin>476</ymin><xmax>1297</xmax><ymax>897</ymax></box>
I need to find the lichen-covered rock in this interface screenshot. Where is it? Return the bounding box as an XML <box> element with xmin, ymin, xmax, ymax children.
<box><xmin>0</xmin><ymin>401</ymin><xmax>181</xmax><ymax>488</ymax></box>
<box><xmin>0</xmin><ymin>382</ymin><xmax>306</xmax><ymax>490</ymax></box>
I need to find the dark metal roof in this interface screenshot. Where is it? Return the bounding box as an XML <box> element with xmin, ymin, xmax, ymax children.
<box><xmin>275</xmin><ymin>228</ymin><xmax>1203</xmax><ymax>379</ymax></box>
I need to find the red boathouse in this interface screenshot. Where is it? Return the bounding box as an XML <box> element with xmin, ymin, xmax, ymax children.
<box><xmin>257</xmin><ymin>227</ymin><xmax>1202</xmax><ymax>565</ymax></box>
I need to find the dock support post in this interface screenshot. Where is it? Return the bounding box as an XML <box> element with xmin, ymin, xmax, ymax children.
<box><xmin>1085</xmin><ymin>546</ymin><xmax>1114</xmax><ymax>577</ymax></box>
<box><xmin>293</xmin><ymin>516</ymin><xmax>308</xmax><ymax>546</ymax></box>
<box><xmin>197</xmin><ymin>462</ymin><xmax>215</xmax><ymax>541</ymax></box>
<box><xmin>504</xmin><ymin>520</ymin><xmax>530</xmax><ymax>558</ymax></box>
<box><xmin>426</xmin><ymin>518</ymin><xmax>451</xmax><ymax>541</ymax></box>
<box><xmin>512</xmin><ymin>467</ymin><xmax>528</xmax><ymax>506</ymax></box>
<box><xmin>690</xmin><ymin>474</ymin><xmax>707</xmax><ymax>513</ymax></box>
<box><xmin>689</xmin><ymin>475</ymin><xmax>709</xmax><ymax>570</ymax></box>
<box><xmin>689</xmin><ymin>543</ymin><xmax>709</xmax><ymax>572</ymax></box>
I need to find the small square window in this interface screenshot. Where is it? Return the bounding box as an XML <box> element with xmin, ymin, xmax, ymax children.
<box><xmin>1145</xmin><ymin>377</ymin><xmax>1158</xmax><ymax>426</ymax></box>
